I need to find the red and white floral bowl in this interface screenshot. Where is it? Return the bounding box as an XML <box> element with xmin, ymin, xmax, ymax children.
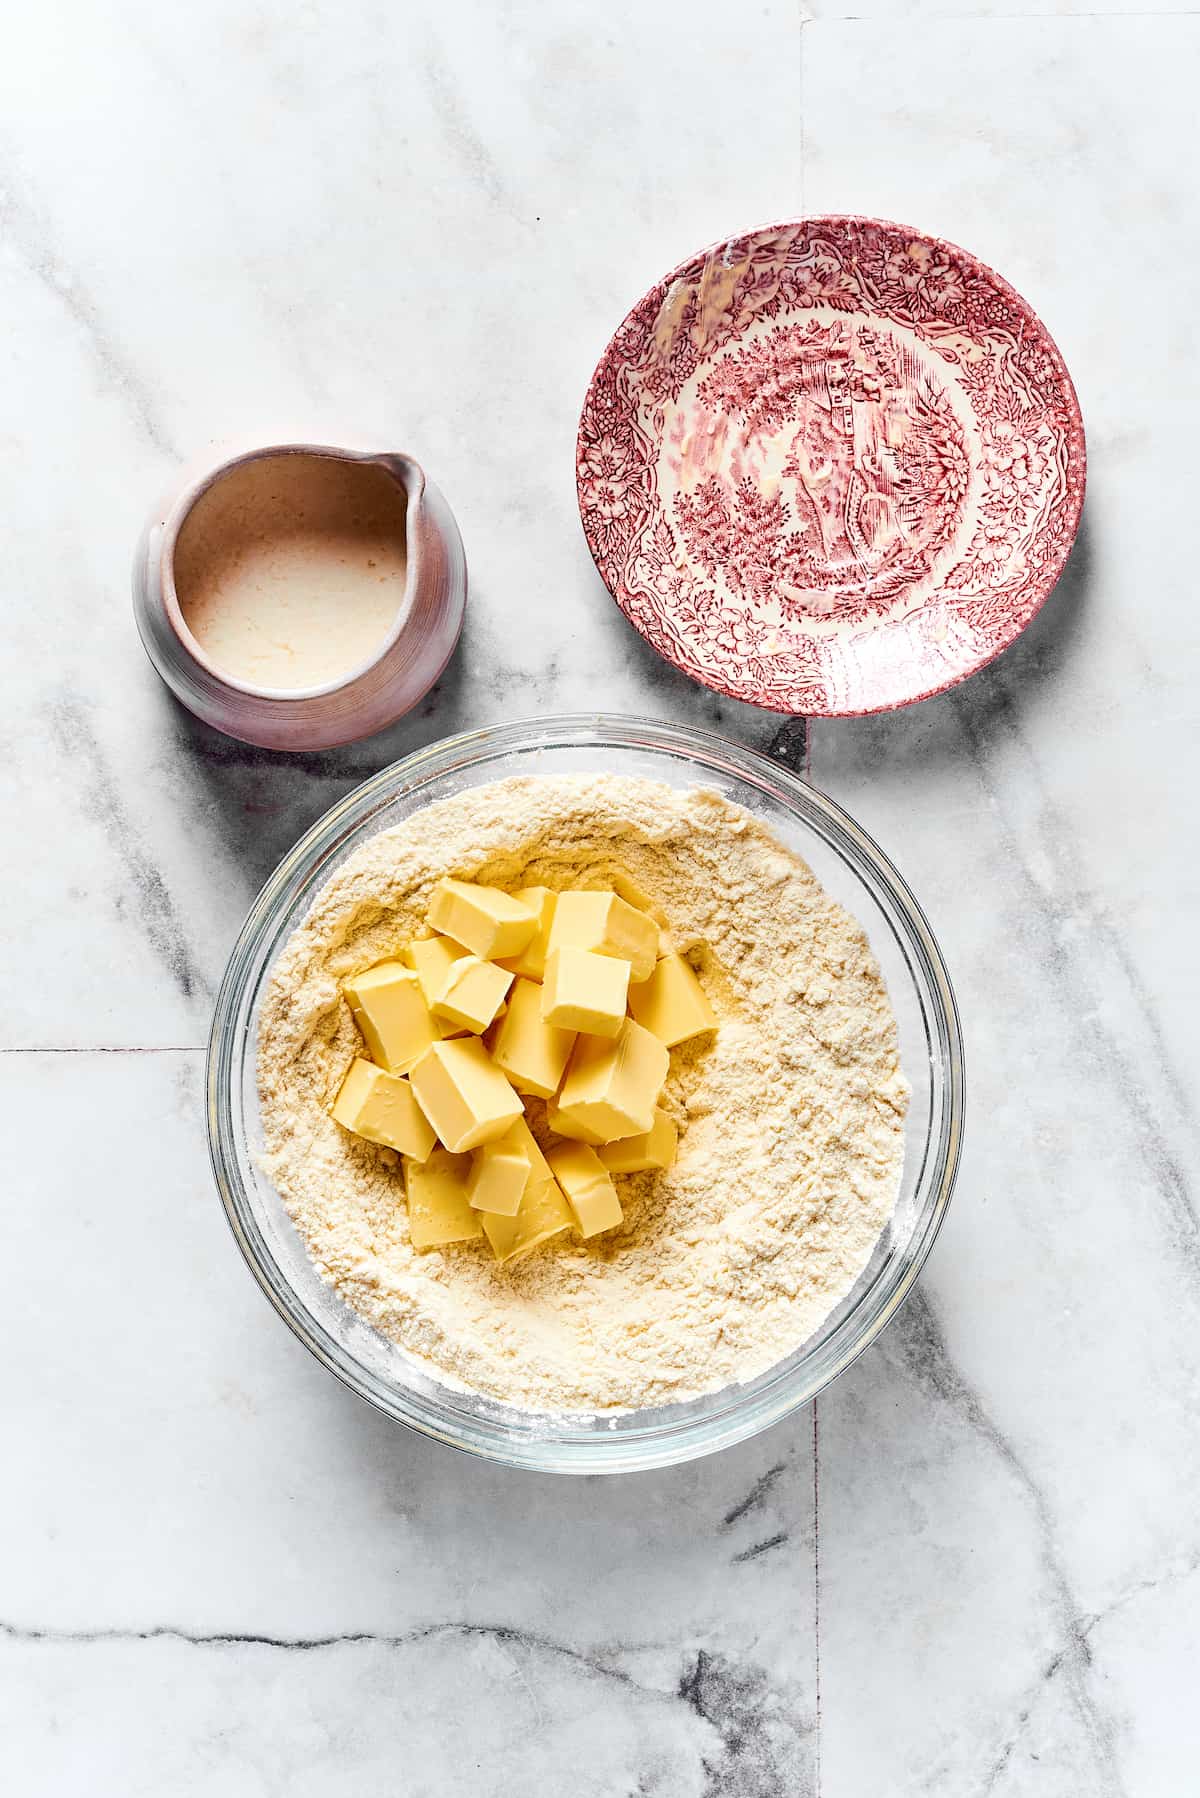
<box><xmin>577</xmin><ymin>217</ymin><xmax>1085</xmax><ymax>717</ymax></box>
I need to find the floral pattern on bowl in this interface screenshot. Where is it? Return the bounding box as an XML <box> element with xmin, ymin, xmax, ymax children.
<box><xmin>577</xmin><ymin>217</ymin><xmax>1086</xmax><ymax>716</ymax></box>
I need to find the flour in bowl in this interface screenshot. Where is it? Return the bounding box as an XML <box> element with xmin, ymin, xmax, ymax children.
<box><xmin>256</xmin><ymin>774</ymin><xmax>908</xmax><ymax>1412</ymax></box>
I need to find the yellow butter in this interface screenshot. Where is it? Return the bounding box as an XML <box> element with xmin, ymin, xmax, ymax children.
<box><xmin>409</xmin><ymin>1037</ymin><xmax>523</xmax><ymax>1153</ymax></box>
<box><xmin>610</xmin><ymin>870</ymin><xmax>669</xmax><ymax>930</ymax></box>
<box><xmin>545</xmin><ymin>1100</ymin><xmax>608</xmax><ymax>1146</ymax></box>
<box><xmin>467</xmin><ymin>1134</ymin><xmax>531</xmax><ymax>1216</ymax></box>
<box><xmin>548</xmin><ymin>889</ymin><xmax>659</xmax><ymax>984</ymax></box>
<box><xmin>489</xmin><ymin>976</ymin><xmax>576</xmax><ymax>1098</ymax></box>
<box><xmin>555</xmin><ymin>1017</ymin><xmax>669</xmax><ymax>1143</ymax></box>
<box><xmin>599</xmin><ymin>1108</ymin><xmax>678</xmax><ymax>1174</ymax></box>
<box><xmin>343</xmin><ymin>961</ymin><xmax>439</xmax><ymax>1074</ymax></box>
<box><xmin>546</xmin><ymin>1142</ymin><xmax>623</xmax><ymax>1238</ymax></box>
<box><xmin>541</xmin><ymin>945</ymin><xmax>629</xmax><ymax>1038</ymax></box>
<box><xmin>432</xmin><ymin>955</ymin><xmax>512</xmax><ymax>1033</ymax></box>
<box><xmin>480</xmin><ymin>1173</ymin><xmax>574</xmax><ymax>1264</ymax></box>
<box><xmin>504</xmin><ymin>1113</ymin><xmax>555</xmax><ymax>1183</ymax></box>
<box><xmin>403</xmin><ymin>935</ymin><xmax>469</xmax><ymax>1009</ymax></box>
<box><xmin>628</xmin><ymin>952</ymin><xmax>717</xmax><ymax>1047</ymax></box>
<box><xmin>427</xmin><ymin>879</ymin><xmax>538</xmax><ymax>960</ymax></box>
<box><xmin>496</xmin><ymin>887</ymin><xmax>557</xmax><ymax>980</ymax></box>
<box><xmin>331</xmin><ymin>1058</ymin><xmax>438</xmax><ymax>1160</ymax></box>
<box><xmin>404</xmin><ymin>1148</ymin><xmax>484</xmax><ymax>1249</ymax></box>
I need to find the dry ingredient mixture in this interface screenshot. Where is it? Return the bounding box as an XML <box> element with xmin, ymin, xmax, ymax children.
<box><xmin>257</xmin><ymin>774</ymin><xmax>909</xmax><ymax>1412</ymax></box>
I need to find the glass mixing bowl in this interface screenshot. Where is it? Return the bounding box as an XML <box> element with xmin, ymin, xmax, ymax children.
<box><xmin>208</xmin><ymin>715</ymin><xmax>964</xmax><ymax>1473</ymax></box>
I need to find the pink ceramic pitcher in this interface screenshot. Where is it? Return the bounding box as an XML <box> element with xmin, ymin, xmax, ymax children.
<box><xmin>133</xmin><ymin>440</ymin><xmax>467</xmax><ymax>751</ymax></box>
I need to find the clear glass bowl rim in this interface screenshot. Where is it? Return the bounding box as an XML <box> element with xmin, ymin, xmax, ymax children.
<box><xmin>207</xmin><ymin>712</ymin><xmax>964</xmax><ymax>1473</ymax></box>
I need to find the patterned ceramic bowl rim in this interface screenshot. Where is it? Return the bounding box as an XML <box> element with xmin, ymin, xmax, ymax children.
<box><xmin>577</xmin><ymin>215</ymin><xmax>1086</xmax><ymax>718</ymax></box>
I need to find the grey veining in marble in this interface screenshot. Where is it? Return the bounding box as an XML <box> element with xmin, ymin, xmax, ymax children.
<box><xmin>2</xmin><ymin>0</ymin><xmax>1198</xmax><ymax>1793</ymax></box>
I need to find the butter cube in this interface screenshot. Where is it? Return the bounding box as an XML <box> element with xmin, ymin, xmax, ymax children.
<box><xmin>428</xmin><ymin>879</ymin><xmax>538</xmax><ymax>960</ymax></box>
<box><xmin>505</xmin><ymin>1113</ymin><xmax>555</xmax><ymax>1183</ymax></box>
<box><xmin>331</xmin><ymin>1058</ymin><xmax>437</xmax><ymax>1160</ymax></box>
<box><xmin>410</xmin><ymin>1037</ymin><xmax>523</xmax><ymax>1153</ymax></box>
<box><xmin>599</xmin><ymin>1108</ymin><xmax>678</xmax><ymax>1174</ymax></box>
<box><xmin>628</xmin><ymin>952</ymin><xmax>717</xmax><ymax>1047</ymax></box>
<box><xmin>548</xmin><ymin>890</ymin><xmax>659</xmax><ymax>984</ymax></box>
<box><xmin>541</xmin><ymin>946</ymin><xmax>629</xmax><ymax>1038</ymax></box>
<box><xmin>480</xmin><ymin>1173</ymin><xmax>574</xmax><ymax>1265</ymax></box>
<box><xmin>343</xmin><ymin>962</ymin><xmax>438</xmax><ymax>1074</ymax></box>
<box><xmin>555</xmin><ymin>1017</ymin><xmax>669</xmax><ymax>1142</ymax></box>
<box><xmin>544</xmin><ymin>1100</ymin><xmax>607</xmax><ymax>1146</ymax></box>
<box><xmin>496</xmin><ymin>887</ymin><xmax>557</xmax><ymax>980</ymax></box>
<box><xmin>432</xmin><ymin>955</ymin><xmax>513</xmax><ymax>1033</ymax></box>
<box><xmin>547</xmin><ymin>1142</ymin><xmax>623</xmax><ymax>1238</ymax></box>
<box><xmin>611</xmin><ymin>870</ymin><xmax>669</xmax><ymax>930</ymax></box>
<box><xmin>490</xmin><ymin>977</ymin><xmax>576</xmax><ymax>1098</ymax></box>
<box><xmin>404</xmin><ymin>1149</ymin><xmax>484</xmax><ymax>1249</ymax></box>
<box><xmin>467</xmin><ymin>1133</ymin><xmax>532</xmax><ymax>1216</ymax></box>
<box><xmin>403</xmin><ymin>935</ymin><xmax>468</xmax><ymax>1009</ymax></box>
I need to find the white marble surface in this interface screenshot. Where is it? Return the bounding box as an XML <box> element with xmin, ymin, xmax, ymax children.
<box><xmin>1</xmin><ymin>2</ymin><xmax>1196</xmax><ymax>1792</ymax></box>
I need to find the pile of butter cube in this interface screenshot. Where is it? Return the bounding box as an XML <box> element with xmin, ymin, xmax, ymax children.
<box><xmin>330</xmin><ymin>878</ymin><xmax>717</xmax><ymax>1264</ymax></box>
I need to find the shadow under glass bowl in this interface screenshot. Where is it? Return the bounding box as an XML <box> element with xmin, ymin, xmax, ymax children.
<box><xmin>208</xmin><ymin>714</ymin><xmax>964</xmax><ymax>1473</ymax></box>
